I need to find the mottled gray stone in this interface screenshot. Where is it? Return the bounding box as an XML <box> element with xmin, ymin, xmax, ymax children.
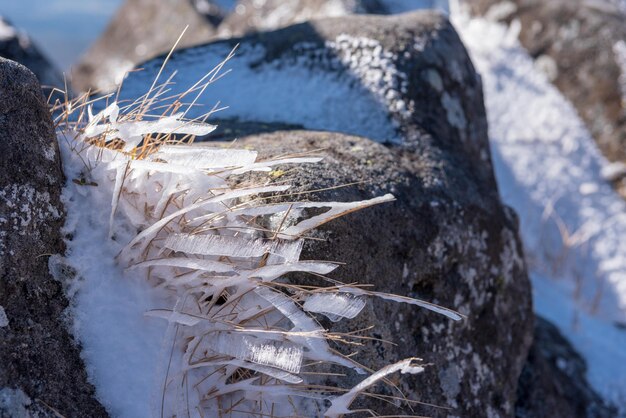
<box><xmin>126</xmin><ymin>11</ymin><xmax>494</xmax><ymax>190</ymax></box>
<box><xmin>0</xmin><ymin>57</ymin><xmax>107</xmax><ymax>417</ymax></box>
<box><xmin>233</xmin><ymin>130</ymin><xmax>533</xmax><ymax>417</ymax></box>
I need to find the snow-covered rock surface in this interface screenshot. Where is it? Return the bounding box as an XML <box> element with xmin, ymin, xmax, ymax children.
<box><xmin>45</xmin><ymin>1</ymin><xmax>626</xmax><ymax>415</ymax></box>
<box><xmin>119</xmin><ymin>11</ymin><xmax>491</xmax><ymax>176</ymax></box>
<box><xmin>59</xmin><ymin>102</ymin><xmax>480</xmax><ymax>416</ymax></box>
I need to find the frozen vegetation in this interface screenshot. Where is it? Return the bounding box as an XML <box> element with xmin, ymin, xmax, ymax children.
<box><xmin>56</xmin><ymin>85</ymin><xmax>460</xmax><ymax>415</ymax></box>
<box><xmin>37</xmin><ymin>0</ymin><xmax>626</xmax><ymax>415</ymax></box>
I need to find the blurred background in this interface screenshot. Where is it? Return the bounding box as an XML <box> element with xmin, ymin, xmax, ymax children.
<box><xmin>2</xmin><ymin>0</ymin><xmax>122</xmax><ymax>69</ymax></box>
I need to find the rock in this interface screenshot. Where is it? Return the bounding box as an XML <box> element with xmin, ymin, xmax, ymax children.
<box><xmin>217</xmin><ymin>0</ymin><xmax>387</xmax><ymax>37</ymax></box>
<box><xmin>122</xmin><ymin>11</ymin><xmax>494</xmax><ymax>187</ymax></box>
<box><xmin>515</xmin><ymin>316</ymin><xmax>617</xmax><ymax>418</ymax></box>
<box><xmin>231</xmin><ymin>128</ymin><xmax>533</xmax><ymax>416</ymax></box>
<box><xmin>118</xmin><ymin>10</ymin><xmax>534</xmax><ymax>416</ymax></box>
<box><xmin>72</xmin><ymin>0</ymin><xmax>220</xmax><ymax>93</ymax></box>
<box><xmin>0</xmin><ymin>58</ymin><xmax>107</xmax><ymax>417</ymax></box>
<box><xmin>467</xmin><ymin>0</ymin><xmax>626</xmax><ymax>190</ymax></box>
<box><xmin>0</xmin><ymin>17</ymin><xmax>64</xmax><ymax>94</ymax></box>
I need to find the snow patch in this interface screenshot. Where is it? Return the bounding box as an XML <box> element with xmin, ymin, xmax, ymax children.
<box><xmin>453</xmin><ymin>12</ymin><xmax>626</xmax><ymax>410</ymax></box>
<box><xmin>0</xmin><ymin>388</ymin><xmax>31</xmax><ymax>417</ymax></box>
<box><xmin>0</xmin><ymin>306</ymin><xmax>8</xmax><ymax>327</ymax></box>
<box><xmin>120</xmin><ymin>40</ymin><xmax>401</xmax><ymax>142</ymax></box>
<box><xmin>0</xmin><ymin>17</ymin><xmax>16</xmax><ymax>41</ymax></box>
<box><xmin>58</xmin><ymin>139</ymin><xmax>168</xmax><ymax>417</ymax></box>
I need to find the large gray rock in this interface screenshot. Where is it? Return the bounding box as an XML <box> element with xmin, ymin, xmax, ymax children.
<box><xmin>72</xmin><ymin>0</ymin><xmax>220</xmax><ymax>93</ymax></box>
<box><xmin>118</xmin><ymin>11</ymin><xmax>534</xmax><ymax>415</ymax></box>
<box><xmin>515</xmin><ymin>316</ymin><xmax>617</xmax><ymax>418</ymax></box>
<box><xmin>122</xmin><ymin>11</ymin><xmax>494</xmax><ymax>187</ymax></box>
<box><xmin>232</xmin><ymin>129</ymin><xmax>533</xmax><ymax>417</ymax></box>
<box><xmin>468</xmin><ymin>0</ymin><xmax>626</xmax><ymax>196</ymax></box>
<box><xmin>0</xmin><ymin>58</ymin><xmax>107</xmax><ymax>417</ymax></box>
<box><xmin>0</xmin><ymin>17</ymin><xmax>63</xmax><ymax>93</ymax></box>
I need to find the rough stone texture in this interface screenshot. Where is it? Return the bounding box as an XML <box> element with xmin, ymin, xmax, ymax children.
<box><xmin>0</xmin><ymin>17</ymin><xmax>63</xmax><ymax>93</ymax></box>
<box><xmin>126</xmin><ymin>11</ymin><xmax>494</xmax><ymax>190</ymax></box>
<box><xmin>467</xmin><ymin>0</ymin><xmax>626</xmax><ymax>196</ymax></box>
<box><xmin>0</xmin><ymin>58</ymin><xmax>107</xmax><ymax>417</ymax></box>
<box><xmin>515</xmin><ymin>316</ymin><xmax>617</xmax><ymax>418</ymax></box>
<box><xmin>72</xmin><ymin>0</ymin><xmax>220</xmax><ymax>93</ymax></box>
<box><xmin>123</xmin><ymin>15</ymin><xmax>532</xmax><ymax>414</ymax></box>
<box><xmin>234</xmin><ymin>129</ymin><xmax>533</xmax><ymax>417</ymax></box>
<box><xmin>217</xmin><ymin>0</ymin><xmax>387</xmax><ymax>38</ymax></box>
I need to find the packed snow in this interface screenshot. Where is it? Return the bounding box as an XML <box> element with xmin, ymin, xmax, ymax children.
<box><xmin>57</xmin><ymin>137</ymin><xmax>168</xmax><ymax>417</ymax></box>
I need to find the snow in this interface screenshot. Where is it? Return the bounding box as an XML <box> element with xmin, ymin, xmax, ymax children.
<box><xmin>0</xmin><ymin>17</ymin><xmax>16</xmax><ymax>41</ymax></box>
<box><xmin>0</xmin><ymin>306</ymin><xmax>8</xmax><ymax>327</ymax></box>
<box><xmin>0</xmin><ymin>388</ymin><xmax>31</xmax><ymax>417</ymax></box>
<box><xmin>451</xmin><ymin>12</ymin><xmax>626</xmax><ymax>411</ymax></box>
<box><xmin>533</xmin><ymin>275</ymin><xmax>626</xmax><ymax>408</ymax></box>
<box><xmin>57</xmin><ymin>139</ymin><xmax>169</xmax><ymax>417</ymax></box>
<box><xmin>58</xmin><ymin>112</ymin><xmax>442</xmax><ymax>416</ymax></box>
<box><xmin>119</xmin><ymin>40</ymin><xmax>401</xmax><ymax>143</ymax></box>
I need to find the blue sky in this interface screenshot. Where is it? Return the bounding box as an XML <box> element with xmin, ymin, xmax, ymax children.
<box><xmin>1</xmin><ymin>0</ymin><xmax>123</xmax><ymax>70</ymax></box>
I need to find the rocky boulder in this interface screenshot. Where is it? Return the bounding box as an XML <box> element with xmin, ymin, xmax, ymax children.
<box><xmin>467</xmin><ymin>0</ymin><xmax>626</xmax><ymax>196</ymax></box>
<box><xmin>0</xmin><ymin>17</ymin><xmax>63</xmax><ymax>94</ymax></box>
<box><xmin>72</xmin><ymin>0</ymin><xmax>220</xmax><ymax>93</ymax></box>
<box><xmin>116</xmin><ymin>11</ymin><xmax>535</xmax><ymax>415</ymax></box>
<box><xmin>233</xmin><ymin>128</ymin><xmax>532</xmax><ymax>416</ymax></box>
<box><xmin>0</xmin><ymin>58</ymin><xmax>107</xmax><ymax>417</ymax></box>
<box><xmin>122</xmin><ymin>11</ymin><xmax>494</xmax><ymax>187</ymax></box>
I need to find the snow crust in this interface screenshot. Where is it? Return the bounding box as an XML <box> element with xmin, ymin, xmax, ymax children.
<box><xmin>120</xmin><ymin>40</ymin><xmax>401</xmax><ymax>142</ymax></box>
